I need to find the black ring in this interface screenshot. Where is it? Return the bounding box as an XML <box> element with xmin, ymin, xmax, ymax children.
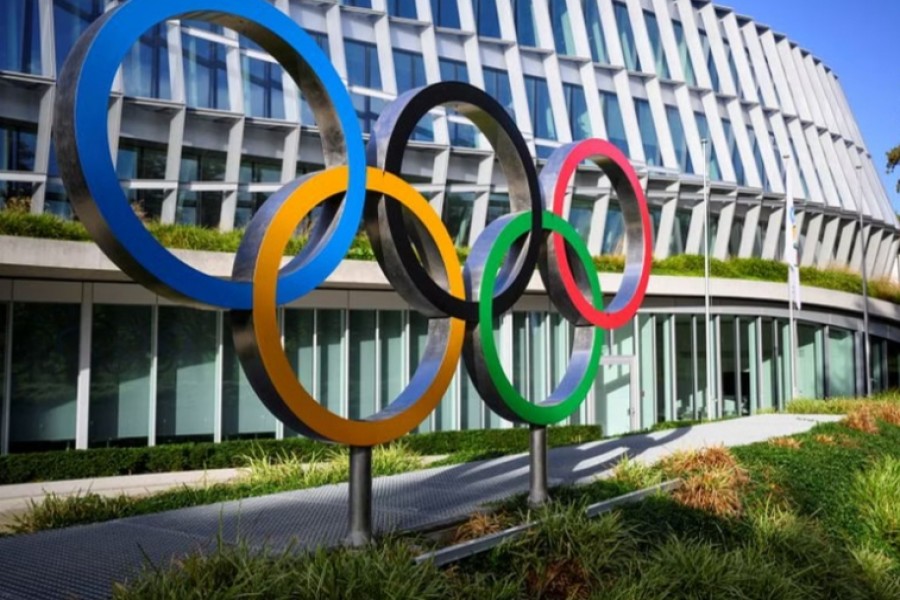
<box><xmin>366</xmin><ymin>82</ymin><xmax>542</xmax><ymax>322</ymax></box>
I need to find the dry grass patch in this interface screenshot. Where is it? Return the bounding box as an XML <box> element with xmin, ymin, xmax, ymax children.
<box><xmin>813</xmin><ymin>434</ymin><xmax>837</xmax><ymax>445</ymax></box>
<box><xmin>770</xmin><ymin>437</ymin><xmax>803</xmax><ymax>450</ymax></box>
<box><xmin>450</xmin><ymin>511</ymin><xmax>512</xmax><ymax>544</ymax></box>
<box><xmin>845</xmin><ymin>409</ymin><xmax>880</xmax><ymax>434</ymax></box>
<box><xmin>661</xmin><ymin>447</ymin><xmax>749</xmax><ymax>518</ymax></box>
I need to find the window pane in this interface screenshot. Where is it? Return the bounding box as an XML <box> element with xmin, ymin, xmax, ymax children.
<box><xmin>583</xmin><ymin>0</ymin><xmax>608</xmax><ymax>63</ymax></box>
<box><xmin>156</xmin><ymin>307</ymin><xmax>216</xmax><ymax>443</ymax></box>
<box><xmin>123</xmin><ymin>24</ymin><xmax>171</xmax><ymax>99</ymax></box>
<box><xmin>117</xmin><ymin>141</ymin><xmax>167</xmax><ymax>180</ymax></box>
<box><xmin>550</xmin><ymin>0</ymin><xmax>576</xmax><ymax>55</ymax></box>
<box><xmin>176</xmin><ymin>191</ymin><xmax>223</xmax><ymax>228</ymax></box>
<box><xmin>600</xmin><ymin>91</ymin><xmax>628</xmax><ymax>155</ymax></box>
<box><xmin>348</xmin><ymin>310</ymin><xmax>377</xmax><ymax>419</ymax></box>
<box><xmin>439</xmin><ymin>58</ymin><xmax>468</xmax><ymax>83</ymax></box>
<box><xmin>695</xmin><ymin>112</ymin><xmax>722</xmax><ymax>180</ymax></box>
<box><xmin>443</xmin><ymin>192</ymin><xmax>476</xmax><ymax>245</ymax></box>
<box><xmin>476</xmin><ymin>0</ymin><xmax>501</xmax><ymax>38</ymax></box>
<box><xmin>485</xmin><ymin>193</ymin><xmax>509</xmax><ymax>227</ymax></box>
<box><xmin>1</xmin><ymin>0</ymin><xmax>41</xmax><ymax>74</ymax></box>
<box><xmin>0</xmin><ymin>118</ymin><xmax>38</xmax><ymax>172</ymax></box>
<box><xmin>613</xmin><ymin>2</ymin><xmax>641</xmax><ymax>71</ymax></box>
<box><xmin>387</xmin><ymin>0</ymin><xmax>416</xmax><ymax>19</ymax></box>
<box><xmin>644</xmin><ymin>11</ymin><xmax>670</xmax><ymax>79</ymax></box>
<box><xmin>674</xmin><ymin>315</ymin><xmax>695</xmax><ymax>419</ymax></box>
<box><xmin>512</xmin><ymin>0</ymin><xmax>537</xmax><ymax>46</ymax></box>
<box><xmin>430</xmin><ymin>0</ymin><xmax>461</xmax><ymax>29</ymax></box>
<box><xmin>182</xmin><ymin>34</ymin><xmax>230</xmax><ymax>110</ymax></box>
<box><xmin>699</xmin><ymin>30</ymin><xmax>720</xmax><ymax>92</ymax></box>
<box><xmin>89</xmin><ymin>305</ymin><xmax>152</xmax><ymax>447</ymax></box>
<box><xmin>394</xmin><ymin>49</ymin><xmax>427</xmax><ymax>92</ymax></box>
<box><xmin>284</xmin><ymin>308</ymin><xmax>314</xmax><ymax>435</ymax></box>
<box><xmin>484</xmin><ymin>67</ymin><xmax>515</xmax><ymax>120</ymax></box>
<box><xmin>10</xmin><ymin>302</ymin><xmax>80</xmax><ymax>452</ymax></box>
<box><xmin>525</xmin><ymin>76</ymin><xmax>556</xmax><ymax>140</ymax></box>
<box><xmin>242</xmin><ymin>56</ymin><xmax>285</xmax><ymax>119</ymax></box>
<box><xmin>345</xmin><ymin>39</ymin><xmax>381</xmax><ymax>89</ymax></box>
<box><xmin>672</xmin><ymin>21</ymin><xmax>696</xmax><ymax>86</ymax></box>
<box><xmin>828</xmin><ymin>328</ymin><xmax>855</xmax><ymax>397</ymax></box>
<box><xmin>634</xmin><ymin>99</ymin><xmax>661</xmax><ymax>166</ymax></box>
<box><xmin>379</xmin><ymin>311</ymin><xmax>405</xmax><ymax>410</ymax></box>
<box><xmin>222</xmin><ymin>318</ymin><xmax>276</xmax><ymax>440</ymax></box>
<box><xmin>317</xmin><ymin>309</ymin><xmax>344</xmax><ymax>416</ymax></box>
<box><xmin>564</xmin><ymin>83</ymin><xmax>591</xmax><ymax>141</ymax></box>
<box><xmin>665</xmin><ymin>105</ymin><xmax>693</xmax><ymax>174</ymax></box>
<box><xmin>602</xmin><ymin>201</ymin><xmax>625</xmax><ymax>254</ymax></box>
<box><xmin>54</xmin><ymin>0</ymin><xmax>104</xmax><ymax>72</ymax></box>
<box><xmin>721</xmin><ymin>118</ymin><xmax>745</xmax><ymax>185</ymax></box>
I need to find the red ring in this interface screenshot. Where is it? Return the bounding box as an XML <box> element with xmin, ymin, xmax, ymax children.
<box><xmin>551</xmin><ymin>139</ymin><xmax>652</xmax><ymax>329</ymax></box>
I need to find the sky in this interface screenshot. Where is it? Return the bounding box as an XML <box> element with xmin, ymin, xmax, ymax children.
<box><xmin>720</xmin><ymin>0</ymin><xmax>899</xmax><ymax>212</ymax></box>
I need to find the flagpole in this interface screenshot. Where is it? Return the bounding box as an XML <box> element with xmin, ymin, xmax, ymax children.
<box><xmin>784</xmin><ymin>154</ymin><xmax>799</xmax><ymax>401</ymax></box>
<box><xmin>702</xmin><ymin>139</ymin><xmax>714</xmax><ymax>421</ymax></box>
<box><xmin>856</xmin><ymin>163</ymin><xmax>872</xmax><ymax>397</ymax></box>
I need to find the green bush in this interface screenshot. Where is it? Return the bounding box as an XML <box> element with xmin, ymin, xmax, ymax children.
<box><xmin>0</xmin><ymin>425</ymin><xmax>602</xmax><ymax>485</ymax></box>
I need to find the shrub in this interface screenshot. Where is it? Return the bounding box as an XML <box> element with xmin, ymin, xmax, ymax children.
<box><xmin>851</xmin><ymin>457</ymin><xmax>900</xmax><ymax>550</ymax></box>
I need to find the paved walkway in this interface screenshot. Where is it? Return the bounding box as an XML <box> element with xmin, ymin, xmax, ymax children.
<box><xmin>0</xmin><ymin>414</ymin><xmax>839</xmax><ymax>600</ymax></box>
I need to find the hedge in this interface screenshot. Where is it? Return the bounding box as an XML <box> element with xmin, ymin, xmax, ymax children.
<box><xmin>3</xmin><ymin>210</ymin><xmax>895</xmax><ymax>303</ymax></box>
<box><xmin>0</xmin><ymin>425</ymin><xmax>602</xmax><ymax>485</ymax></box>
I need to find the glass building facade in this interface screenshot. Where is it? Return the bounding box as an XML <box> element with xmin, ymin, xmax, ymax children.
<box><xmin>0</xmin><ymin>0</ymin><xmax>897</xmax><ymax>453</ymax></box>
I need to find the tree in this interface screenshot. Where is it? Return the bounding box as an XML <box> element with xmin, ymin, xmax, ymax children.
<box><xmin>888</xmin><ymin>144</ymin><xmax>900</xmax><ymax>193</ymax></box>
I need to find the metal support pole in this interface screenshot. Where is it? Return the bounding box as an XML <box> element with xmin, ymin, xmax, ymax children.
<box><xmin>346</xmin><ymin>445</ymin><xmax>372</xmax><ymax>547</ymax></box>
<box><xmin>702</xmin><ymin>139</ymin><xmax>714</xmax><ymax>421</ymax></box>
<box><xmin>528</xmin><ymin>425</ymin><xmax>549</xmax><ymax>508</ymax></box>
<box><xmin>785</xmin><ymin>155</ymin><xmax>800</xmax><ymax>400</ymax></box>
<box><xmin>856</xmin><ymin>164</ymin><xmax>872</xmax><ymax>397</ymax></box>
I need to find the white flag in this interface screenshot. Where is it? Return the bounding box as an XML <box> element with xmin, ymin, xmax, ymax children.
<box><xmin>785</xmin><ymin>162</ymin><xmax>802</xmax><ymax>310</ymax></box>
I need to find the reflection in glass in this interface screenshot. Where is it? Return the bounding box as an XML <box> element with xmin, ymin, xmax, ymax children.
<box><xmin>284</xmin><ymin>308</ymin><xmax>314</xmax><ymax>436</ymax></box>
<box><xmin>89</xmin><ymin>305</ymin><xmax>151</xmax><ymax>447</ymax></box>
<box><xmin>634</xmin><ymin>99</ymin><xmax>661</xmax><ymax>166</ymax></box>
<box><xmin>348</xmin><ymin>311</ymin><xmax>377</xmax><ymax>419</ymax></box>
<box><xmin>600</xmin><ymin>91</ymin><xmax>628</xmax><ymax>155</ymax></box>
<box><xmin>674</xmin><ymin>315</ymin><xmax>694</xmax><ymax>419</ymax></box>
<box><xmin>511</xmin><ymin>0</ymin><xmax>537</xmax><ymax>46</ymax></box>
<box><xmin>430</xmin><ymin>0</ymin><xmax>460</xmax><ymax>29</ymax></box>
<box><xmin>0</xmin><ymin>119</ymin><xmax>38</xmax><ymax>172</ymax></box>
<box><xmin>117</xmin><ymin>141</ymin><xmax>167</xmax><ymax>181</ymax></box>
<box><xmin>583</xmin><ymin>0</ymin><xmax>608</xmax><ymax>63</ymax></box>
<box><xmin>828</xmin><ymin>327</ymin><xmax>855</xmax><ymax>397</ymax></box>
<box><xmin>484</xmin><ymin>67</ymin><xmax>515</xmax><ymax>119</ymax></box>
<box><xmin>242</xmin><ymin>55</ymin><xmax>285</xmax><ymax>119</ymax></box>
<box><xmin>644</xmin><ymin>10</ymin><xmax>670</xmax><ymax>79</ymax></box>
<box><xmin>387</xmin><ymin>0</ymin><xmax>416</xmax><ymax>19</ymax></box>
<box><xmin>156</xmin><ymin>307</ymin><xmax>216</xmax><ymax>443</ymax></box>
<box><xmin>564</xmin><ymin>83</ymin><xmax>591</xmax><ymax>141</ymax></box>
<box><xmin>694</xmin><ymin>112</ymin><xmax>722</xmax><ymax>180</ymax></box>
<box><xmin>182</xmin><ymin>34</ymin><xmax>229</xmax><ymax>110</ymax></box>
<box><xmin>613</xmin><ymin>2</ymin><xmax>641</xmax><ymax>71</ymax></box>
<box><xmin>10</xmin><ymin>303</ymin><xmax>79</xmax><ymax>452</ymax></box>
<box><xmin>380</xmin><ymin>311</ymin><xmax>405</xmax><ymax>410</ymax></box>
<box><xmin>223</xmin><ymin>318</ymin><xmax>275</xmax><ymax>439</ymax></box>
<box><xmin>475</xmin><ymin>0</ymin><xmax>501</xmax><ymax>38</ymax></box>
<box><xmin>443</xmin><ymin>192</ymin><xmax>476</xmax><ymax>245</ymax></box>
<box><xmin>176</xmin><ymin>191</ymin><xmax>223</xmax><ymax>228</ymax></box>
<box><xmin>666</xmin><ymin>105</ymin><xmax>693</xmax><ymax>173</ymax></box>
<box><xmin>602</xmin><ymin>201</ymin><xmax>625</xmax><ymax>255</ymax></box>
<box><xmin>345</xmin><ymin>39</ymin><xmax>381</xmax><ymax>88</ymax></box>
<box><xmin>1</xmin><ymin>0</ymin><xmax>41</xmax><ymax>74</ymax></box>
<box><xmin>549</xmin><ymin>0</ymin><xmax>575</xmax><ymax>55</ymax></box>
<box><xmin>672</xmin><ymin>20</ymin><xmax>695</xmax><ymax>86</ymax></box>
<box><xmin>123</xmin><ymin>24</ymin><xmax>171</xmax><ymax>99</ymax></box>
<box><xmin>317</xmin><ymin>309</ymin><xmax>344</xmax><ymax>416</ymax></box>
<box><xmin>54</xmin><ymin>0</ymin><xmax>103</xmax><ymax>72</ymax></box>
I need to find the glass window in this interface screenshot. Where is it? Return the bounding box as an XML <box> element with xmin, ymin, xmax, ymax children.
<box><xmin>613</xmin><ymin>1</ymin><xmax>641</xmax><ymax>72</ymax></box>
<box><xmin>54</xmin><ymin>0</ymin><xmax>104</xmax><ymax>72</ymax></box>
<box><xmin>10</xmin><ymin>302</ymin><xmax>80</xmax><ymax>452</ymax></box>
<box><xmin>672</xmin><ymin>20</ymin><xmax>695</xmax><ymax>86</ymax></box>
<box><xmin>525</xmin><ymin>76</ymin><xmax>556</xmax><ymax>140</ymax></box>
<box><xmin>126</xmin><ymin>189</ymin><xmax>166</xmax><ymax>223</ymax></box>
<box><xmin>634</xmin><ymin>99</ymin><xmax>661</xmax><ymax>166</ymax></box>
<box><xmin>222</xmin><ymin>318</ymin><xmax>275</xmax><ymax>439</ymax></box>
<box><xmin>724</xmin><ymin>40</ymin><xmax>741</xmax><ymax>97</ymax></box>
<box><xmin>242</xmin><ymin>55</ymin><xmax>285</xmax><ymax>119</ymax></box>
<box><xmin>827</xmin><ymin>327</ymin><xmax>856</xmax><ymax>398</ymax></box>
<box><xmin>583</xmin><ymin>0</ymin><xmax>608</xmax><ymax>63</ymax></box>
<box><xmin>235</xmin><ymin>192</ymin><xmax>267</xmax><ymax>229</ymax></box>
<box><xmin>748</xmin><ymin>126</ymin><xmax>768</xmax><ymax>190</ymax></box>
<box><xmin>797</xmin><ymin>323</ymin><xmax>824</xmax><ymax>399</ymax></box>
<box><xmin>342</xmin><ymin>0</ymin><xmax>372</xmax><ymax>7</ymax></box>
<box><xmin>284</xmin><ymin>308</ymin><xmax>314</xmax><ymax>435</ymax></box>
<box><xmin>602</xmin><ymin>200</ymin><xmax>625</xmax><ymax>254</ymax></box>
<box><xmin>180</xmin><ymin>148</ymin><xmax>226</xmax><ymax>182</ymax></box>
<box><xmin>549</xmin><ymin>1</ymin><xmax>576</xmax><ymax>55</ymax></box>
<box><xmin>512</xmin><ymin>0</ymin><xmax>538</xmax><ymax>47</ymax></box>
<box><xmin>182</xmin><ymin>34</ymin><xmax>230</xmax><ymax>110</ymax></box>
<box><xmin>564</xmin><ymin>83</ymin><xmax>591</xmax><ymax>141</ymax></box>
<box><xmin>387</xmin><ymin>0</ymin><xmax>416</xmax><ymax>19</ymax></box>
<box><xmin>155</xmin><ymin>307</ymin><xmax>217</xmax><ymax>443</ymax></box>
<box><xmin>430</xmin><ymin>0</ymin><xmax>461</xmax><ymax>29</ymax></box>
<box><xmin>669</xmin><ymin>207</ymin><xmax>692</xmax><ymax>255</ymax></box>
<box><xmin>699</xmin><ymin>30</ymin><xmax>720</xmax><ymax>92</ymax></box>
<box><xmin>484</xmin><ymin>67</ymin><xmax>515</xmax><ymax>119</ymax></box>
<box><xmin>721</xmin><ymin>118</ymin><xmax>745</xmax><ymax>186</ymax></box>
<box><xmin>0</xmin><ymin>118</ymin><xmax>38</xmax><ymax>172</ymax></box>
<box><xmin>571</xmin><ymin>195</ymin><xmax>594</xmax><ymax>240</ymax></box>
<box><xmin>439</xmin><ymin>58</ymin><xmax>468</xmax><ymax>83</ymax></box>
<box><xmin>117</xmin><ymin>141</ymin><xmax>167</xmax><ymax>181</ymax></box>
<box><xmin>317</xmin><ymin>309</ymin><xmax>344</xmax><ymax>416</ymax></box>
<box><xmin>665</xmin><ymin>105</ymin><xmax>693</xmax><ymax>173</ymax></box>
<box><xmin>176</xmin><ymin>191</ymin><xmax>223</xmax><ymax>228</ymax></box>
<box><xmin>299</xmin><ymin>30</ymin><xmax>331</xmax><ymax>126</ymax></box>
<box><xmin>485</xmin><ymin>193</ymin><xmax>509</xmax><ymax>226</ymax></box>
<box><xmin>600</xmin><ymin>91</ymin><xmax>628</xmax><ymax>155</ymax></box>
<box><xmin>443</xmin><ymin>192</ymin><xmax>476</xmax><ymax>245</ymax></box>
<box><xmin>643</xmin><ymin>10</ymin><xmax>670</xmax><ymax>79</ymax></box>
<box><xmin>694</xmin><ymin>111</ymin><xmax>722</xmax><ymax>180</ymax></box>
<box><xmin>345</xmin><ymin>39</ymin><xmax>381</xmax><ymax>89</ymax></box>
<box><xmin>239</xmin><ymin>156</ymin><xmax>282</xmax><ymax>184</ymax></box>
<box><xmin>123</xmin><ymin>24</ymin><xmax>171</xmax><ymax>100</ymax></box>
<box><xmin>89</xmin><ymin>305</ymin><xmax>151</xmax><ymax>448</ymax></box>
<box><xmin>379</xmin><ymin>311</ymin><xmax>405</xmax><ymax>410</ymax></box>
<box><xmin>348</xmin><ymin>311</ymin><xmax>377</xmax><ymax>419</ymax></box>
<box><xmin>1</xmin><ymin>0</ymin><xmax>41</xmax><ymax>74</ymax></box>
<box><xmin>394</xmin><ymin>49</ymin><xmax>427</xmax><ymax>92</ymax></box>
<box><xmin>474</xmin><ymin>0</ymin><xmax>501</xmax><ymax>39</ymax></box>
<box><xmin>674</xmin><ymin>315</ymin><xmax>695</xmax><ymax>419</ymax></box>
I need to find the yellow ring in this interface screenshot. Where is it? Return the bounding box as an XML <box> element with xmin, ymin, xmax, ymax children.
<box><xmin>252</xmin><ymin>166</ymin><xmax>465</xmax><ymax>446</ymax></box>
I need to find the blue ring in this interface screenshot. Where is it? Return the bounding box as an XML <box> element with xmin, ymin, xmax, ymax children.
<box><xmin>72</xmin><ymin>0</ymin><xmax>365</xmax><ymax>309</ymax></box>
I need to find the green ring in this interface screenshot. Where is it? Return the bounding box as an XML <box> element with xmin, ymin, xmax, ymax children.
<box><xmin>478</xmin><ymin>211</ymin><xmax>605</xmax><ymax>425</ymax></box>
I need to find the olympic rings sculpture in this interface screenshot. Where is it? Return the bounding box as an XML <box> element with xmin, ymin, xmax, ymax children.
<box><xmin>54</xmin><ymin>0</ymin><xmax>652</xmax><ymax>448</ymax></box>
